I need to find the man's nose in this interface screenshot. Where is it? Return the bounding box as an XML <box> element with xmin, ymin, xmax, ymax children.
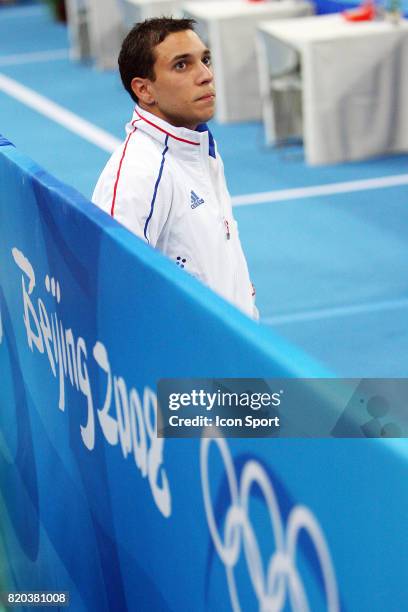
<box><xmin>196</xmin><ymin>62</ymin><xmax>213</xmax><ymax>84</ymax></box>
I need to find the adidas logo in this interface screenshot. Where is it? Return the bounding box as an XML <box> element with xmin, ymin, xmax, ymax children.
<box><xmin>190</xmin><ymin>190</ymin><xmax>205</xmax><ymax>209</ymax></box>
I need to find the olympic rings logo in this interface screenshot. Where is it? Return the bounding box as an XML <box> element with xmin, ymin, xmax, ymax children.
<box><xmin>200</xmin><ymin>437</ymin><xmax>339</xmax><ymax>612</ymax></box>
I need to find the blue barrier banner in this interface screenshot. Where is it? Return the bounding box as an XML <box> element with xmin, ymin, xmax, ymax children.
<box><xmin>1</xmin><ymin>141</ymin><xmax>408</xmax><ymax>611</ymax></box>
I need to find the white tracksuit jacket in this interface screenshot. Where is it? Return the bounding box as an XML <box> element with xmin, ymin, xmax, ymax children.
<box><xmin>92</xmin><ymin>105</ymin><xmax>257</xmax><ymax>318</ymax></box>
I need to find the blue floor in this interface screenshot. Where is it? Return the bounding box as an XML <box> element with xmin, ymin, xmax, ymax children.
<box><xmin>1</xmin><ymin>1</ymin><xmax>408</xmax><ymax>375</ymax></box>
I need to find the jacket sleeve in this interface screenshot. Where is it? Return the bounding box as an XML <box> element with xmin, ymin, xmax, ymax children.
<box><xmin>92</xmin><ymin>146</ymin><xmax>172</xmax><ymax>248</ymax></box>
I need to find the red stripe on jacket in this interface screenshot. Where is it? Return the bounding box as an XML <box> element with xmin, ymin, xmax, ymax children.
<box><xmin>110</xmin><ymin>120</ymin><xmax>138</xmax><ymax>217</ymax></box>
<box><xmin>135</xmin><ymin>109</ymin><xmax>200</xmax><ymax>146</ymax></box>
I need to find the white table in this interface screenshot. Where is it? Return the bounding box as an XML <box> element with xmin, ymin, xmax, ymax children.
<box><xmin>257</xmin><ymin>14</ymin><xmax>408</xmax><ymax>164</ymax></box>
<box><xmin>76</xmin><ymin>0</ymin><xmax>126</xmax><ymax>69</ymax></box>
<box><xmin>65</xmin><ymin>0</ymin><xmax>91</xmax><ymax>60</ymax></box>
<box><xmin>122</xmin><ymin>0</ymin><xmax>183</xmax><ymax>23</ymax></box>
<box><xmin>182</xmin><ymin>0</ymin><xmax>314</xmax><ymax>122</ymax></box>
<box><xmin>68</xmin><ymin>0</ymin><xmax>181</xmax><ymax>69</ymax></box>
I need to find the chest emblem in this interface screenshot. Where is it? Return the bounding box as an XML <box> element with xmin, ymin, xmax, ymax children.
<box><xmin>190</xmin><ymin>190</ymin><xmax>205</xmax><ymax>209</ymax></box>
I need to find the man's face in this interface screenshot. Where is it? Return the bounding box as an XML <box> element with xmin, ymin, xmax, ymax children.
<box><xmin>134</xmin><ymin>30</ymin><xmax>216</xmax><ymax>130</ymax></box>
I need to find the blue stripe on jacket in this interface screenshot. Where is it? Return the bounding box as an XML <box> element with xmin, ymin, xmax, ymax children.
<box><xmin>144</xmin><ymin>135</ymin><xmax>169</xmax><ymax>243</ymax></box>
<box><xmin>196</xmin><ymin>123</ymin><xmax>216</xmax><ymax>158</ymax></box>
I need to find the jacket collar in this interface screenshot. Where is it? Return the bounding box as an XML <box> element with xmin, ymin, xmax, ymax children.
<box><xmin>130</xmin><ymin>105</ymin><xmax>216</xmax><ymax>159</ymax></box>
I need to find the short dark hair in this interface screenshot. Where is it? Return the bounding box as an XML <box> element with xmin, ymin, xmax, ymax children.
<box><xmin>118</xmin><ymin>17</ymin><xmax>196</xmax><ymax>103</ymax></box>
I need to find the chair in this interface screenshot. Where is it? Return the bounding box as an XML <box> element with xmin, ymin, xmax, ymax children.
<box><xmin>256</xmin><ymin>29</ymin><xmax>303</xmax><ymax>146</ymax></box>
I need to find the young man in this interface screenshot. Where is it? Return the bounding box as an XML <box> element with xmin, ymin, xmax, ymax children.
<box><xmin>92</xmin><ymin>18</ymin><xmax>258</xmax><ymax>319</ymax></box>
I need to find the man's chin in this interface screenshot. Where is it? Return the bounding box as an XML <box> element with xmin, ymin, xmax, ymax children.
<box><xmin>198</xmin><ymin>108</ymin><xmax>215</xmax><ymax>124</ymax></box>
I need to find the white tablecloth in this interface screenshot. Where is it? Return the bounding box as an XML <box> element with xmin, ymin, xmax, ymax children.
<box><xmin>183</xmin><ymin>0</ymin><xmax>314</xmax><ymax>122</ymax></box>
<box><xmin>258</xmin><ymin>14</ymin><xmax>408</xmax><ymax>164</ymax></box>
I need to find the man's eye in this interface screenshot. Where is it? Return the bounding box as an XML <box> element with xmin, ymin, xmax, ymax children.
<box><xmin>175</xmin><ymin>61</ymin><xmax>186</xmax><ymax>70</ymax></box>
<box><xmin>203</xmin><ymin>56</ymin><xmax>212</xmax><ymax>66</ymax></box>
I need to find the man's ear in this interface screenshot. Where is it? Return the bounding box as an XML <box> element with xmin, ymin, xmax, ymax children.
<box><xmin>131</xmin><ymin>77</ymin><xmax>155</xmax><ymax>106</ymax></box>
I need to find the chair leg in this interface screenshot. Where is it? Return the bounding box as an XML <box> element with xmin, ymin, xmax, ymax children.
<box><xmin>269</xmin><ymin>87</ymin><xmax>303</xmax><ymax>144</ymax></box>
